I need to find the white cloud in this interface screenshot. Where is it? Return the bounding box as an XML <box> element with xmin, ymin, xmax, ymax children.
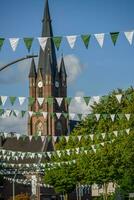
<box><xmin>58</xmin><ymin>54</ymin><xmax>83</xmax><ymax>84</ymax></box>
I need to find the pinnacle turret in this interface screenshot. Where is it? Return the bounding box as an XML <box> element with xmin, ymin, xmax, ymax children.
<box><xmin>29</xmin><ymin>58</ymin><xmax>37</xmax><ymax>78</ymax></box>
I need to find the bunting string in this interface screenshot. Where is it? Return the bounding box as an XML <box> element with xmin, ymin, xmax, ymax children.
<box><xmin>0</xmin><ymin>29</ymin><xmax>134</xmax><ymax>52</ymax></box>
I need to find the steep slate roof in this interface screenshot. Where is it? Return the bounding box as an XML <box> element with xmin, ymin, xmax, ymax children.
<box><xmin>29</xmin><ymin>58</ymin><xmax>37</xmax><ymax>78</ymax></box>
<box><xmin>38</xmin><ymin>0</ymin><xmax>57</xmax><ymax>80</ymax></box>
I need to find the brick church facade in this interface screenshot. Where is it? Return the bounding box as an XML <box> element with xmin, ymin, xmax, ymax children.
<box><xmin>28</xmin><ymin>0</ymin><xmax>68</xmax><ymax>136</ymax></box>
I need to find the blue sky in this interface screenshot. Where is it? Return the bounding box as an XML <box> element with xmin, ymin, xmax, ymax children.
<box><xmin>0</xmin><ymin>0</ymin><xmax>134</xmax><ymax>132</ymax></box>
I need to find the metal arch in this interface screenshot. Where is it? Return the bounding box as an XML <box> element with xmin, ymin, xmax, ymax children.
<box><xmin>0</xmin><ymin>55</ymin><xmax>38</xmax><ymax>72</ymax></box>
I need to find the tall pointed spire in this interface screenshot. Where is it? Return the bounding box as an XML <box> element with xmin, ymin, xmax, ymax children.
<box><xmin>29</xmin><ymin>58</ymin><xmax>37</xmax><ymax>78</ymax></box>
<box><xmin>59</xmin><ymin>56</ymin><xmax>67</xmax><ymax>78</ymax></box>
<box><xmin>38</xmin><ymin>0</ymin><xmax>57</xmax><ymax>80</ymax></box>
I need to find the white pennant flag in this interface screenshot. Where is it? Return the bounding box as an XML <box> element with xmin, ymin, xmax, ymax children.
<box><xmin>124</xmin><ymin>31</ymin><xmax>134</xmax><ymax>45</ymax></box>
<box><xmin>113</xmin><ymin>131</ymin><xmax>118</xmax><ymax>137</ymax></box>
<box><xmin>115</xmin><ymin>94</ymin><xmax>122</xmax><ymax>103</ymax></box>
<box><xmin>65</xmin><ymin>136</ymin><xmax>69</xmax><ymax>142</ymax></box>
<box><xmin>93</xmin><ymin>96</ymin><xmax>100</xmax><ymax>104</ymax></box>
<box><xmin>41</xmin><ymin>136</ymin><xmax>46</xmax><ymax>142</ymax></box>
<box><xmin>29</xmin><ymin>136</ymin><xmax>32</xmax><ymax>141</ymax></box>
<box><xmin>5</xmin><ymin>109</ymin><xmax>11</xmax><ymax>117</ymax></box>
<box><xmin>125</xmin><ymin>114</ymin><xmax>130</xmax><ymax>121</ymax></box>
<box><xmin>90</xmin><ymin>134</ymin><xmax>94</xmax><ymax>141</ymax></box>
<box><xmin>75</xmin><ymin>97</ymin><xmax>82</xmax><ymax>103</ymax></box>
<box><xmin>9</xmin><ymin>38</ymin><xmax>19</xmax><ymax>51</ymax></box>
<box><xmin>37</xmin><ymin>98</ymin><xmax>44</xmax><ymax>106</ymax></box>
<box><xmin>56</xmin><ymin>113</ymin><xmax>62</xmax><ymax>119</ymax></box>
<box><xmin>126</xmin><ymin>128</ymin><xmax>130</xmax><ymax>135</ymax></box>
<box><xmin>14</xmin><ymin>110</ymin><xmax>20</xmax><ymax>117</ymax></box>
<box><xmin>4</xmin><ymin>132</ymin><xmax>8</xmax><ymax>138</ymax></box>
<box><xmin>42</xmin><ymin>112</ymin><xmax>47</xmax><ymax>119</ymax></box>
<box><xmin>55</xmin><ymin>98</ymin><xmax>63</xmax><ymax>107</ymax></box>
<box><xmin>53</xmin><ymin>136</ymin><xmax>57</xmax><ymax>143</ymax></box>
<box><xmin>77</xmin><ymin>135</ymin><xmax>82</xmax><ymax>141</ymax></box>
<box><xmin>1</xmin><ymin>96</ymin><xmax>7</xmax><ymax>106</ymax></box>
<box><xmin>28</xmin><ymin>111</ymin><xmax>33</xmax><ymax>117</ymax></box>
<box><xmin>38</xmin><ymin>37</ymin><xmax>48</xmax><ymax>51</ymax></box>
<box><xmin>102</xmin><ymin>133</ymin><xmax>106</xmax><ymax>139</ymax></box>
<box><xmin>101</xmin><ymin>142</ymin><xmax>105</xmax><ymax>147</ymax></box>
<box><xmin>110</xmin><ymin>114</ymin><xmax>115</xmax><ymax>122</ymax></box>
<box><xmin>95</xmin><ymin>114</ymin><xmax>100</xmax><ymax>121</ymax></box>
<box><xmin>66</xmin><ymin>35</ymin><xmax>77</xmax><ymax>48</ymax></box>
<box><xmin>94</xmin><ymin>33</ymin><xmax>105</xmax><ymax>48</ymax></box>
<box><xmin>69</xmin><ymin>113</ymin><xmax>76</xmax><ymax>120</ymax></box>
<box><xmin>18</xmin><ymin>97</ymin><xmax>26</xmax><ymax>105</ymax></box>
<box><xmin>16</xmin><ymin>134</ymin><xmax>20</xmax><ymax>140</ymax></box>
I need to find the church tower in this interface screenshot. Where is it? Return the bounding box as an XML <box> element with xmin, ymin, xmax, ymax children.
<box><xmin>28</xmin><ymin>0</ymin><xmax>68</xmax><ymax>136</ymax></box>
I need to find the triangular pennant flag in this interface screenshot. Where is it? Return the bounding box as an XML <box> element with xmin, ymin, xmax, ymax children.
<box><xmin>89</xmin><ymin>134</ymin><xmax>94</xmax><ymax>141</ymax></box>
<box><xmin>101</xmin><ymin>133</ymin><xmax>106</xmax><ymax>139</ymax></box>
<box><xmin>13</xmin><ymin>110</ymin><xmax>20</xmax><ymax>117</ymax></box>
<box><xmin>113</xmin><ymin>131</ymin><xmax>118</xmax><ymax>137</ymax></box>
<box><xmin>66</xmin><ymin>35</ymin><xmax>77</xmax><ymax>48</ymax></box>
<box><xmin>47</xmin><ymin>97</ymin><xmax>53</xmax><ymax>105</ymax></box>
<box><xmin>29</xmin><ymin>136</ymin><xmax>32</xmax><ymax>142</ymax></box>
<box><xmin>56</xmin><ymin>113</ymin><xmax>62</xmax><ymax>119</ymax></box>
<box><xmin>126</xmin><ymin>93</ymin><xmax>133</xmax><ymax>101</ymax></box>
<box><xmin>81</xmin><ymin>35</ymin><xmax>91</xmax><ymax>49</ymax></box>
<box><xmin>51</xmin><ymin>112</ymin><xmax>56</xmax><ymax>119</ymax></box>
<box><xmin>117</xmin><ymin>113</ymin><xmax>124</xmax><ymax>120</ymax></box>
<box><xmin>93</xmin><ymin>96</ymin><xmax>100</xmax><ymax>104</ymax></box>
<box><xmin>110</xmin><ymin>114</ymin><xmax>115</xmax><ymax>122</ymax></box>
<box><xmin>75</xmin><ymin>97</ymin><xmax>82</xmax><ymax>103</ymax></box>
<box><xmin>9</xmin><ymin>96</ymin><xmax>16</xmax><ymax>106</ymax></box>
<box><xmin>77</xmin><ymin>135</ymin><xmax>82</xmax><ymax>142</ymax></box>
<box><xmin>38</xmin><ymin>37</ymin><xmax>48</xmax><ymax>51</ymax></box>
<box><xmin>126</xmin><ymin>128</ymin><xmax>130</xmax><ymax>135</ymax></box>
<box><xmin>9</xmin><ymin>38</ymin><xmax>19</xmax><ymax>51</ymax></box>
<box><xmin>64</xmin><ymin>136</ymin><xmax>69</xmax><ymax>142</ymax></box>
<box><xmin>41</xmin><ymin>136</ymin><xmax>46</xmax><ymax>142</ymax></box>
<box><xmin>115</xmin><ymin>94</ymin><xmax>122</xmax><ymax>103</ymax></box>
<box><xmin>0</xmin><ymin>38</ymin><xmax>5</xmax><ymax>51</ymax></box>
<box><xmin>125</xmin><ymin>114</ymin><xmax>130</xmax><ymax>121</ymax></box>
<box><xmin>63</xmin><ymin>112</ymin><xmax>69</xmax><ymax>119</ymax></box>
<box><xmin>110</xmin><ymin>32</ymin><xmax>119</xmax><ymax>46</ymax></box>
<box><xmin>53</xmin><ymin>136</ymin><xmax>57</xmax><ymax>143</ymax></box>
<box><xmin>53</xmin><ymin>36</ymin><xmax>62</xmax><ymax>50</ymax></box>
<box><xmin>3</xmin><ymin>132</ymin><xmax>8</xmax><ymax>138</ymax></box>
<box><xmin>83</xmin><ymin>97</ymin><xmax>91</xmax><ymax>105</ymax></box>
<box><xmin>42</xmin><ymin>112</ymin><xmax>47</xmax><ymax>119</ymax></box>
<box><xmin>37</xmin><ymin>97</ymin><xmax>44</xmax><ymax>106</ymax></box>
<box><xmin>65</xmin><ymin>97</ymin><xmax>72</xmax><ymax>105</ymax></box>
<box><xmin>94</xmin><ymin>33</ymin><xmax>105</xmax><ymax>48</ymax></box>
<box><xmin>102</xmin><ymin>114</ymin><xmax>107</xmax><ymax>120</ymax></box>
<box><xmin>18</xmin><ymin>97</ymin><xmax>26</xmax><ymax>106</ymax></box>
<box><xmin>100</xmin><ymin>142</ymin><xmax>105</xmax><ymax>147</ymax></box>
<box><xmin>124</xmin><ymin>31</ymin><xmax>134</xmax><ymax>45</ymax></box>
<box><xmin>1</xmin><ymin>96</ymin><xmax>7</xmax><ymax>106</ymax></box>
<box><xmin>28</xmin><ymin>111</ymin><xmax>33</xmax><ymax>117</ymax></box>
<box><xmin>69</xmin><ymin>113</ymin><xmax>75</xmax><ymax>120</ymax></box>
<box><xmin>21</xmin><ymin>110</ymin><xmax>26</xmax><ymax>118</ymax></box>
<box><xmin>24</xmin><ymin>38</ymin><xmax>34</xmax><ymax>52</ymax></box>
<box><xmin>77</xmin><ymin>114</ymin><xmax>82</xmax><ymax>121</ymax></box>
<box><xmin>55</xmin><ymin>97</ymin><xmax>63</xmax><ymax>107</ymax></box>
<box><xmin>95</xmin><ymin>114</ymin><xmax>101</xmax><ymax>121</ymax></box>
<box><xmin>28</xmin><ymin>97</ymin><xmax>35</xmax><ymax>106</ymax></box>
<box><xmin>5</xmin><ymin>109</ymin><xmax>11</xmax><ymax>117</ymax></box>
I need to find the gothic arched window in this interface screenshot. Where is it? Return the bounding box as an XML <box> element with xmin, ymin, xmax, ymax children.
<box><xmin>35</xmin><ymin>121</ymin><xmax>43</xmax><ymax>135</ymax></box>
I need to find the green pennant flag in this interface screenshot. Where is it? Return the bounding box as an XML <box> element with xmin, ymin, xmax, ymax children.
<box><xmin>9</xmin><ymin>96</ymin><xmax>16</xmax><ymax>106</ymax></box>
<box><xmin>83</xmin><ymin>96</ymin><xmax>91</xmax><ymax>105</ymax></box>
<box><xmin>77</xmin><ymin>113</ymin><xmax>82</xmax><ymax>121</ymax></box>
<box><xmin>28</xmin><ymin>97</ymin><xmax>35</xmax><ymax>106</ymax></box>
<box><xmin>0</xmin><ymin>38</ymin><xmax>5</xmax><ymax>51</ymax></box>
<box><xmin>81</xmin><ymin>35</ymin><xmax>91</xmax><ymax>49</ymax></box>
<box><xmin>21</xmin><ymin>110</ymin><xmax>26</xmax><ymax>118</ymax></box>
<box><xmin>35</xmin><ymin>111</ymin><xmax>42</xmax><ymax>116</ymax></box>
<box><xmin>50</xmin><ymin>112</ymin><xmax>56</xmax><ymax>119</ymax></box>
<box><xmin>53</xmin><ymin>36</ymin><xmax>62</xmax><ymax>50</ymax></box>
<box><xmin>126</xmin><ymin>93</ymin><xmax>133</xmax><ymax>101</ymax></box>
<box><xmin>47</xmin><ymin>97</ymin><xmax>53</xmax><ymax>105</ymax></box>
<box><xmin>65</xmin><ymin>97</ymin><xmax>72</xmax><ymax>105</ymax></box>
<box><xmin>24</xmin><ymin>38</ymin><xmax>34</xmax><ymax>52</ymax></box>
<box><xmin>63</xmin><ymin>112</ymin><xmax>69</xmax><ymax>119</ymax></box>
<box><xmin>102</xmin><ymin>114</ymin><xmax>107</xmax><ymax>120</ymax></box>
<box><xmin>34</xmin><ymin>134</ymin><xmax>39</xmax><ymax>141</ymax></box>
<box><xmin>0</xmin><ymin>109</ymin><xmax>4</xmax><ymax>116</ymax></box>
<box><xmin>47</xmin><ymin>135</ymin><xmax>51</xmax><ymax>142</ymax></box>
<box><xmin>117</xmin><ymin>113</ymin><xmax>124</xmax><ymax>120</ymax></box>
<box><xmin>110</xmin><ymin>32</ymin><xmax>119</xmax><ymax>46</ymax></box>
<box><xmin>22</xmin><ymin>135</ymin><xmax>27</xmax><ymax>141</ymax></box>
